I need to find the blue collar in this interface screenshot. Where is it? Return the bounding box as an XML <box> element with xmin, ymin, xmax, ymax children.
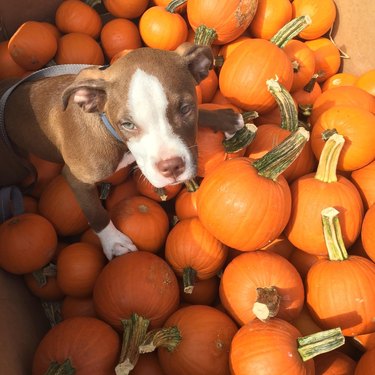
<box><xmin>99</xmin><ymin>113</ymin><xmax>123</xmax><ymax>143</ymax></box>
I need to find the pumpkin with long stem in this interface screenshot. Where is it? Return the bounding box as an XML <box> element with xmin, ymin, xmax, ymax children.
<box><xmin>219</xmin><ymin>250</ymin><xmax>305</xmax><ymax>325</ymax></box>
<box><xmin>165</xmin><ymin>217</ymin><xmax>228</xmax><ymax>293</ymax></box>
<box><xmin>306</xmin><ymin>207</ymin><xmax>375</xmax><ymax>336</ymax></box>
<box><xmin>285</xmin><ymin>133</ymin><xmax>364</xmax><ymax>255</ymax></box>
<box><xmin>229</xmin><ymin>318</ymin><xmax>344</xmax><ymax>374</ymax></box>
<box><xmin>197</xmin><ymin>127</ymin><xmax>309</xmax><ymax>251</ymax></box>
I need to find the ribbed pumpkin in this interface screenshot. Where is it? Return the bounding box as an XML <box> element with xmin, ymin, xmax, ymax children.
<box><xmin>110</xmin><ymin>195</ymin><xmax>170</xmax><ymax>253</ymax></box>
<box><xmin>285</xmin><ymin>134</ymin><xmax>364</xmax><ymax>256</ymax></box>
<box><xmin>219</xmin><ymin>251</ymin><xmax>304</xmax><ymax>325</ymax></box>
<box><xmin>219</xmin><ymin>38</ymin><xmax>294</xmax><ymax>113</ymax></box>
<box><xmin>56</xmin><ymin>242</ymin><xmax>107</xmax><ymax>298</ymax></box>
<box><xmin>321</xmin><ymin>72</ymin><xmax>358</xmax><ymax>91</ymax></box>
<box><xmin>230</xmin><ymin>318</ymin><xmax>344</xmax><ymax>375</ymax></box>
<box><xmin>155</xmin><ymin>305</ymin><xmax>238</xmax><ymax>375</ymax></box>
<box><xmin>93</xmin><ymin>251</ymin><xmax>179</xmax><ymax>331</ymax></box>
<box><xmin>102</xmin><ymin>0</ymin><xmax>149</xmax><ymax>19</ymax></box>
<box><xmin>0</xmin><ymin>213</ymin><xmax>57</xmax><ymax>274</ymax></box>
<box><xmin>8</xmin><ymin>21</ymin><xmax>57</xmax><ymax>70</ymax></box>
<box><xmin>174</xmin><ymin>183</ymin><xmax>199</xmax><ymax>220</ymax></box>
<box><xmin>248</xmin><ymin>0</ymin><xmax>292</xmax><ymax>40</ymax></box>
<box><xmin>355</xmin><ymin>69</ymin><xmax>375</xmax><ymax>96</ymax></box>
<box><xmin>55</xmin><ymin>0</ymin><xmax>102</xmax><ymax>39</ymax></box>
<box><xmin>291</xmin><ymin>0</ymin><xmax>336</xmax><ymax>40</ymax></box>
<box><xmin>362</xmin><ymin>204</ymin><xmax>375</xmax><ymax>262</ymax></box>
<box><xmin>197</xmin><ymin>129</ymin><xmax>309</xmax><ymax>251</ymax></box>
<box><xmin>54</xmin><ymin>32</ymin><xmax>105</xmax><ymax>65</ymax></box>
<box><xmin>32</xmin><ymin>316</ymin><xmax>120</xmax><ymax>375</ymax></box>
<box><xmin>0</xmin><ymin>40</ymin><xmax>27</xmax><ymax>79</ymax></box>
<box><xmin>100</xmin><ymin>18</ymin><xmax>142</xmax><ymax>61</ymax></box>
<box><xmin>139</xmin><ymin>4</ymin><xmax>188</xmax><ymax>50</ymax></box>
<box><xmin>165</xmin><ymin>217</ymin><xmax>228</xmax><ymax>293</ymax></box>
<box><xmin>187</xmin><ymin>0</ymin><xmax>258</xmax><ymax>45</ymax></box>
<box><xmin>311</xmin><ymin>106</ymin><xmax>375</xmax><ymax>172</ymax></box>
<box><xmin>179</xmin><ymin>276</ymin><xmax>219</xmax><ymax>306</ymax></box>
<box><xmin>38</xmin><ymin>174</ymin><xmax>89</xmax><ymax>237</ymax></box>
<box><xmin>306</xmin><ymin>207</ymin><xmax>375</xmax><ymax>336</ymax></box>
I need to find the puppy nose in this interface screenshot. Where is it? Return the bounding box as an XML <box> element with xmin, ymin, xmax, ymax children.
<box><xmin>157</xmin><ymin>157</ymin><xmax>185</xmax><ymax>178</ymax></box>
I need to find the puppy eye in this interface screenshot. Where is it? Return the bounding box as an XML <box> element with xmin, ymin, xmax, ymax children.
<box><xmin>180</xmin><ymin>104</ymin><xmax>193</xmax><ymax>115</ymax></box>
<box><xmin>121</xmin><ymin>121</ymin><xmax>136</xmax><ymax>131</ymax></box>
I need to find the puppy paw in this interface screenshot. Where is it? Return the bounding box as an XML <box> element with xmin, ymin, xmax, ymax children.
<box><xmin>96</xmin><ymin>221</ymin><xmax>138</xmax><ymax>260</ymax></box>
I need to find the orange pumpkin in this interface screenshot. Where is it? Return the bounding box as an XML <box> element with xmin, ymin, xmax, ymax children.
<box><xmin>54</xmin><ymin>32</ymin><xmax>105</xmax><ymax>65</ymax></box>
<box><xmin>0</xmin><ymin>40</ymin><xmax>27</xmax><ymax>79</ymax></box>
<box><xmin>249</xmin><ymin>0</ymin><xmax>292</xmax><ymax>40</ymax></box>
<box><xmin>132</xmin><ymin>352</ymin><xmax>165</xmax><ymax>375</ymax></box>
<box><xmin>102</xmin><ymin>0</ymin><xmax>149</xmax><ymax>19</ymax></box>
<box><xmin>55</xmin><ymin>0</ymin><xmax>102</xmax><ymax>39</ymax></box>
<box><xmin>306</xmin><ymin>207</ymin><xmax>375</xmax><ymax>336</ymax></box>
<box><xmin>220</xmin><ymin>251</ymin><xmax>304</xmax><ymax>325</ymax></box>
<box><xmin>187</xmin><ymin>0</ymin><xmax>258</xmax><ymax>45</ymax></box>
<box><xmin>355</xmin><ymin>348</ymin><xmax>375</xmax><ymax>375</ymax></box>
<box><xmin>157</xmin><ymin>305</ymin><xmax>238</xmax><ymax>375</ymax></box>
<box><xmin>198</xmin><ymin>69</ymin><xmax>219</xmax><ymax>103</ymax></box>
<box><xmin>0</xmin><ymin>213</ymin><xmax>57</xmax><ymax>274</ymax></box>
<box><xmin>292</xmin><ymin>0</ymin><xmax>336</xmax><ymax>40</ymax></box>
<box><xmin>217</xmin><ymin>35</ymin><xmax>251</xmax><ymax>61</ymax></box>
<box><xmin>285</xmin><ymin>134</ymin><xmax>364</xmax><ymax>256</ymax></box>
<box><xmin>56</xmin><ymin>242</ymin><xmax>107</xmax><ymax>298</ymax></box>
<box><xmin>110</xmin><ymin>195</ymin><xmax>170</xmax><ymax>253</ymax></box>
<box><xmin>139</xmin><ymin>5</ymin><xmax>188</xmax><ymax>50</ymax></box>
<box><xmin>355</xmin><ymin>69</ymin><xmax>375</xmax><ymax>96</ymax></box>
<box><xmin>350</xmin><ymin>159</ymin><xmax>375</xmax><ymax>210</ymax></box>
<box><xmin>8</xmin><ymin>21</ymin><xmax>57</xmax><ymax>70</ymax></box>
<box><xmin>313</xmin><ymin>351</ymin><xmax>356</xmax><ymax>375</ymax></box>
<box><xmin>311</xmin><ymin>106</ymin><xmax>375</xmax><ymax>172</ymax></box>
<box><xmin>32</xmin><ymin>316</ymin><xmax>121</xmax><ymax>374</ymax></box>
<box><xmin>179</xmin><ymin>276</ymin><xmax>219</xmax><ymax>306</ymax></box>
<box><xmin>104</xmin><ymin>175</ymin><xmax>139</xmax><ymax>211</ymax></box>
<box><xmin>304</xmin><ymin>37</ymin><xmax>341</xmax><ymax>83</ymax></box>
<box><xmin>174</xmin><ymin>184</ymin><xmax>199</xmax><ymax>220</ymax></box>
<box><xmin>165</xmin><ymin>217</ymin><xmax>228</xmax><ymax>292</ymax></box>
<box><xmin>362</xmin><ymin>204</ymin><xmax>375</xmax><ymax>262</ymax></box>
<box><xmin>38</xmin><ymin>174</ymin><xmax>89</xmax><ymax>237</ymax></box>
<box><xmin>321</xmin><ymin>72</ymin><xmax>358</xmax><ymax>91</ymax></box>
<box><xmin>219</xmin><ymin>38</ymin><xmax>294</xmax><ymax>113</ymax></box>
<box><xmin>61</xmin><ymin>295</ymin><xmax>97</xmax><ymax>320</ymax></box>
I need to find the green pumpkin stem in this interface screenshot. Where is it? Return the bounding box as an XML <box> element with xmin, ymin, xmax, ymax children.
<box><xmin>166</xmin><ymin>0</ymin><xmax>187</xmax><ymax>13</ymax></box>
<box><xmin>154</xmin><ymin>187</ymin><xmax>168</xmax><ymax>201</ymax></box>
<box><xmin>183</xmin><ymin>267</ymin><xmax>197</xmax><ymax>294</ymax></box>
<box><xmin>184</xmin><ymin>178</ymin><xmax>199</xmax><ymax>192</ymax></box>
<box><xmin>194</xmin><ymin>25</ymin><xmax>217</xmax><ymax>46</ymax></box>
<box><xmin>270</xmin><ymin>15</ymin><xmax>312</xmax><ymax>48</ymax></box>
<box><xmin>314</xmin><ymin>133</ymin><xmax>345</xmax><ymax>183</ymax></box>
<box><xmin>266</xmin><ymin>77</ymin><xmax>298</xmax><ymax>132</ymax></box>
<box><xmin>139</xmin><ymin>326</ymin><xmax>182</xmax><ymax>354</ymax></box>
<box><xmin>303</xmin><ymin>73</ymin><xmax>319</xmax><ymax>93</ymax></box>
<box><xmin>45</xmin><ymin>359</ymin><xmax>75</xmax><ymax>375</ymax></box>
<box><xmin>252</xmin><ymin>286</ymin><xmax>281</xmax><ymax>322</ymax></box>
<box><xmin>223</xmin><ymin>123</ymin><xmax>258</xmax><ymax>153</ymax></box>
<box><xmin>84</xmin><ymin>0</ymin><xmax>101</xmax><ymax>7</ymax></box>
<box><xmin>321</xmin><ymin>207</ymin><xmax>349</xmax><ymax>261</ymax></box>
<box><xmin>297</xmin><ymin>327</ymin><xmax>345</xmax><ymax>361</ymax></box>
<box><xmin>252</xmin><ymin>127</ymin><xmax>310</xmax><ymax>181</ymax></box>
<box><xmin>115</xmin><ymin>313</ymin><xmax>150</xmax><ymax>375</ymax></box>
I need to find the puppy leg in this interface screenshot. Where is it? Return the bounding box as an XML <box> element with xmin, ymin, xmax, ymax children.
<box><xmin>198</xmin><ymin>108</ymin><xmax>244</xmax><ymax>136</ymax></box>
<box><xmin>62</xmin><ymin>166</ymin><xmax>137</xmax><ymax>260</ymax></box>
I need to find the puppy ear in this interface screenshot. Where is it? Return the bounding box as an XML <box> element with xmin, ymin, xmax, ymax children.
<box><xmin>62</xmin><ymin>67</ymin><xmax>108</xmax><ymax>112</ymax></box>
<box><xmin>175</xmin><ymin>42</ymin><xmax>214</xmax><ymax>84</ymax></box>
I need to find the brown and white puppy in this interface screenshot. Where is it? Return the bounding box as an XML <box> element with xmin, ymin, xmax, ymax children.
<box><xmin>0</xmin><ymin>43</ymin><xmax>243</xmax><ymax>260</ymax></box>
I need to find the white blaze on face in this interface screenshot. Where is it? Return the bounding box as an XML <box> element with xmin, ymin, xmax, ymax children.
<box><xmin>126</xmin><ymin>68</ymin><xmax>195</xmax><ymax>188</ymax></box>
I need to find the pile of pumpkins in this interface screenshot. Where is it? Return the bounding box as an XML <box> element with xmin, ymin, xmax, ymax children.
<box><xmin>0</xmin><ymin>0</ymin><xmax>375</xmax><ymax>374</ymax></box>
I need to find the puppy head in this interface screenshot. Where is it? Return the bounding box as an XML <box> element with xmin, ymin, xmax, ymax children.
<box><xmin>62</xmin><ymin>43</ymin><xmax>213</xmax><ymax>187</ymax></box>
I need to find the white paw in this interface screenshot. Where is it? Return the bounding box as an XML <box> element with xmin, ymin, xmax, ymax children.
<box><xmin>224</xmin><ymin>114</ymin><xmax>245</xmax><ymax>139</ymax></box>
<box><xmin>96</xmin><ymin>221</ymin><xmax>137</xmax><ymax>260</ymax></box>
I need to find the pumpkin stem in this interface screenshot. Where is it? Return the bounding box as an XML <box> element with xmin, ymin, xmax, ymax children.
<box><xmin>252</xmin><ymin>127</ymin><xmax>310</xmax><ymax>181</ymax></box>
<box><xmin>42</xmin><ymin>301</ymin><xmax>62</xmax><ymax>327</ymax></box>
<box><xmin>297</xmin><ymin>327</ymin><xmax>345</xmax><ymax>361</ymax></box>
<box><xmin>165</xmin><ymin>0</ymin><xmax>187</xmax><ymax>13</ymax></box>
<box><xmin>182</xmin><ymin>267</ymin><xmax>197</xmax><ymax>294</ymax></box>
<box><xmin>321</xmin><ymin>207</ymin><xmax>349</xmax><ymax>261</ymax></box>
<box><xmin>84</xmin><ymin>0</ymin><xmax>101</xmax><ymax>7</ymax></box>
<box><xmin>303</xmin><ymin>73</ymin><xmax>319</xmax><ymax>93</ymax></box>
<box><xmin>266</xmin><ymin>77</ymin><xmax>298</xmax><ymax>132</ymax></box>
<box><xmin>32</xmin><ymin>263</ymin><xmax>57</xmax><ymax>287</ymax></box>
<box><xmin>194</xmin><ymin>25</ymin><xmax>217</xmax><ymax>46</ymax></box>
<box><xmin>115</xmin><ymin>313</ymin><xmax>150</xmax><ymax>375</ymax></box>
<box><xmin>45</xmin><ymin>359</ymin><xmax>75</xmax><ymax>375</ymax></box>
<box><xmin>242</xmin><ymin>111</ymin><xmax>259</xmax><ymax>123</ymax></box>
<box><xmin>314</xmin><ymin>133</ymin><xmax>345</xmax><ymax>183</ymax></box>
<box><xmin>298</xmin><ymin>104</ymin><xmax>313</xmax><ymax>117</ymax></box>
<box><xmin>154</xmin><ymin>187</ymin><xmax>168</xmax><ymax>201</ymax></box>
<box><xmin>270</xmin><ymin>15</ymin><xmax>312</xmax><ymax>48</ymax></box>
<box><xmin>139</xmin><ymin>326</ymin><xmax>182</xmax><ymax>354</ymax></box>
<box><xmin>222</xmin><ymin>123</ymin><xmax>258</xmax><ymax>153</ymax></box>
<box><xmin>252</xmin><ymin>286</ymin><xmax>281</xmax><ymax>322</ymax></box>
<box><xmin>99</xmin><ymin>182</ymin><xmax>112</xmax><ymax>200</ymax></box>
<box><xmin>184</xmin><ymin>178</ymin><xmax>199</xmax><ymax>192</ymax></box>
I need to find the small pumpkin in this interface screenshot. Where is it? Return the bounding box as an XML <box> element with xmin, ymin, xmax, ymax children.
<box><xmin>321</xmin><ymin>72</ymin><xmax>358</xmax><ymax>91</ymax></box>
<box><xmin>104</xmin><ymin>175</ymin><xmax>139</xmax><ymax>211</ymax></box>
<box><xmin>174</xmin><ymin>182</ymin><xmax>199</xmax><ymax>220</ymax></box>
<box><xmin>355</xmin><ymin>348</ymin><xmax>375</xmax><ymax>375</ymax></box>
<box><xmin>0</xmin><ymin>213</ymin><xmax>57</xmax><ymax>274</ymax></box>
<box><xmin>0</xmin><ymin>40</ymin><xmax>27</xmax><ymax>79</ymax></box>
<box><xmin>361</xmin><ymin>204</ymin><xmax>375</xmax><ymax>262</ymax></box>
<box><xmin>8</xmin><ymin>21</ymin><xmax>57</xmax><ymax>70</ymax></box>
<box><xmin>102</xmin><ymin>0</ymin><xmax>149</xmax><ymax>19</ymax></box>
<box><xmin>350</xmin><ymin>159</ymin><xmax>375</xmax><ymax>210</ymax></box>
<box><xmin>355</xmin><ymin>68</ymin><xmax>375</xmax><ymax>96</ymax></box>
